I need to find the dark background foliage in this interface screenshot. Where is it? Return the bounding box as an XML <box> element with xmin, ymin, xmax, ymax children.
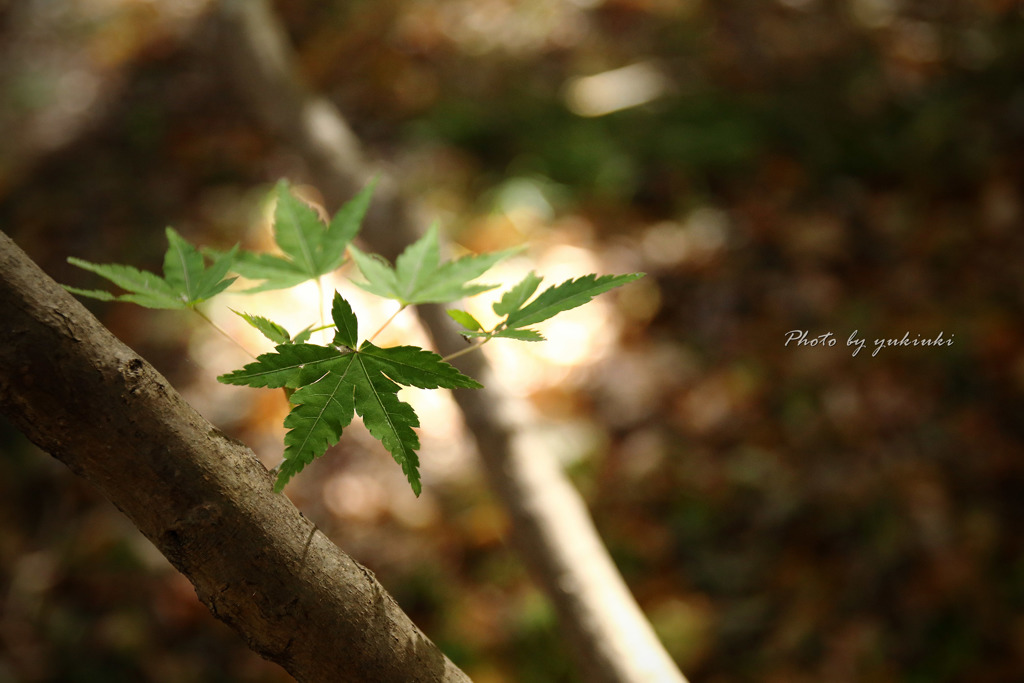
<box><xmin>2</xmin><ymin>1</ymin><xmax>1023</xmax><ymax>681</ymax></box>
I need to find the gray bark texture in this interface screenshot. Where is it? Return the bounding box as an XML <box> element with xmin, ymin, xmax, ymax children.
<box><xmin>0</xmin><ymin>230</ymin><xmax>471</xmax><ymax>683</ymax></box>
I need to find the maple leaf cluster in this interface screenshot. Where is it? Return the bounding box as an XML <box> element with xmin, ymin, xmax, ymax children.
<box><xmin>65</xmin><ymin>180</ymin><xmax>642</xmax><ymax>495</ymax></box>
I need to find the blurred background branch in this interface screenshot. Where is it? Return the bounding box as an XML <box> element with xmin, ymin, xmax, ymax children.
<box><xmin>214</xmin><ymin>2</ymin><xmax>686</xmax><ymax>681</ymax></box>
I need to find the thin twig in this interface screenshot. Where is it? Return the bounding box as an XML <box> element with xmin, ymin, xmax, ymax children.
<box><xmin>316</xmin><ymin>278</ymin><xmax>327</xmax><ymax>343</ymax></box>
<box><xmin>441</xmin><ymin>339</ymin><xmax>489</xmax><ymax>363</ymax></box>
<box><xmin>193</xmin><ymin>308</ymin><xmax>256</xmax><ymax>359</ymax></box>
<box><xmin>367</xmin><ymin>304</ymin><xmax>406</xmax><ymax>343</ymax></box>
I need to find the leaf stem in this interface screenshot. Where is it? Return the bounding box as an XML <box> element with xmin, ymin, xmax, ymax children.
<box><xmin>368</xmin><ymin>304</ymin><xmax>407</xmax><ymax>343</ymax></box>
<box><xmin>193</xmin><ymin>308</ymin><xmax>256</xmax><ymax>359</ymax></box>
<box><xmin>442</xmin><ymin>338</ymin><xmax>489</xmax><ymax>363</ymax></box>
<box><xmin>316</xmin><ymin>278</ymin><xmax>327</xmax><ymax>343</ymax></box>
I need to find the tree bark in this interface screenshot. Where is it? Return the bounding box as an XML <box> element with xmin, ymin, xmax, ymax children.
<box><xmin>211</xmin><ymin>2</ymin><xmax>690</xmax><ymax>682</ymax></box>
<box><xmin>0</xmin><ymin>230</ymin><xmax>471</xmax><ymax>683</ymax></box>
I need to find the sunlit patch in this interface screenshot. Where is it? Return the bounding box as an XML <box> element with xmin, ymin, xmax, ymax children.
<box><xmin>565</xmin><ymin>61</ymin><xmax>671</xmax><ymax>117</ymax></box>
<box><xmin>537</xmin><ymin>318</ymin><xmax>598</xmax><ymax>366</ymax></box>
<box><xmin>455</xmin><ymin>240</ymin><xmax>622</xmax><ymax>398</ymax></box>
<box><xmin>485</xmin><ymin>340</ymin><xmax>572</xmax><ymax>397</ymax></box>
<box><xmin>399</xmin><ymin>386</ymin><xmax>463</xmax><ymax>443</ymax></box>
<box><xmin>512</xmin><ymin>418</ymin><xmax>606</xmax><ymax>468</ymax></box>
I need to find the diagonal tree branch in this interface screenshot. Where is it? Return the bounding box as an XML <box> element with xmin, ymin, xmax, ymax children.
<box><xmin>211</xmin><ymin>2</ymin><xmax>689</xmax><ymax>681</ymax></box>
<box><xmin>0</xmin><ymin>230</ymin><xmax>471</xmax><ymax>683</ymax></box>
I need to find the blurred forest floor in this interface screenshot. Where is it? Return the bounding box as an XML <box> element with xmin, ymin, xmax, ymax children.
<box><xmin>2</xmin><ymin>1</ymin><xmax>1024</xmax><ymax>682</ymax></box>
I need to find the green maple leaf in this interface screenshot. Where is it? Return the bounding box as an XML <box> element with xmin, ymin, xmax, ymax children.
<box><xmin>493</xmin><ymin>271</ymin><xmax>544</xmax><ymax>318</ymax></box>
<box><xmin>446</xmin><ymin>309</ymin><xmax>482</xmax><ymax>332</ymax></box>
<box><xmin>348</xmin><ymin>223</ymin><xmax>521</xmax><ymax>306</ymax></box>
<box><xmin>218</xmin><ymin>292</ymin><xmax>481</xmax><ymax>494</ymax></box>
<box><xmin>224</xmin><ymin>179</ymin><xmax>374</xmax><ymax>292</ymax></box>
<box><xmin>65</xmin><ymin>227</ymin><xmax>237</xmax><ymax>309</ymax></box>
<box><xmin>448</xmin><ymin>271</ymin><xmax>645</xmax><ymax>342</ymax></box>
<box><xmin>503</xmin><ymin>272</ymin><xmax>645</xmax><ymax>329</ymax></box>
<box><xmin>232</xmin><ymin>310</ymin><xmax>314</xmax><ymax>345</ymax></box>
